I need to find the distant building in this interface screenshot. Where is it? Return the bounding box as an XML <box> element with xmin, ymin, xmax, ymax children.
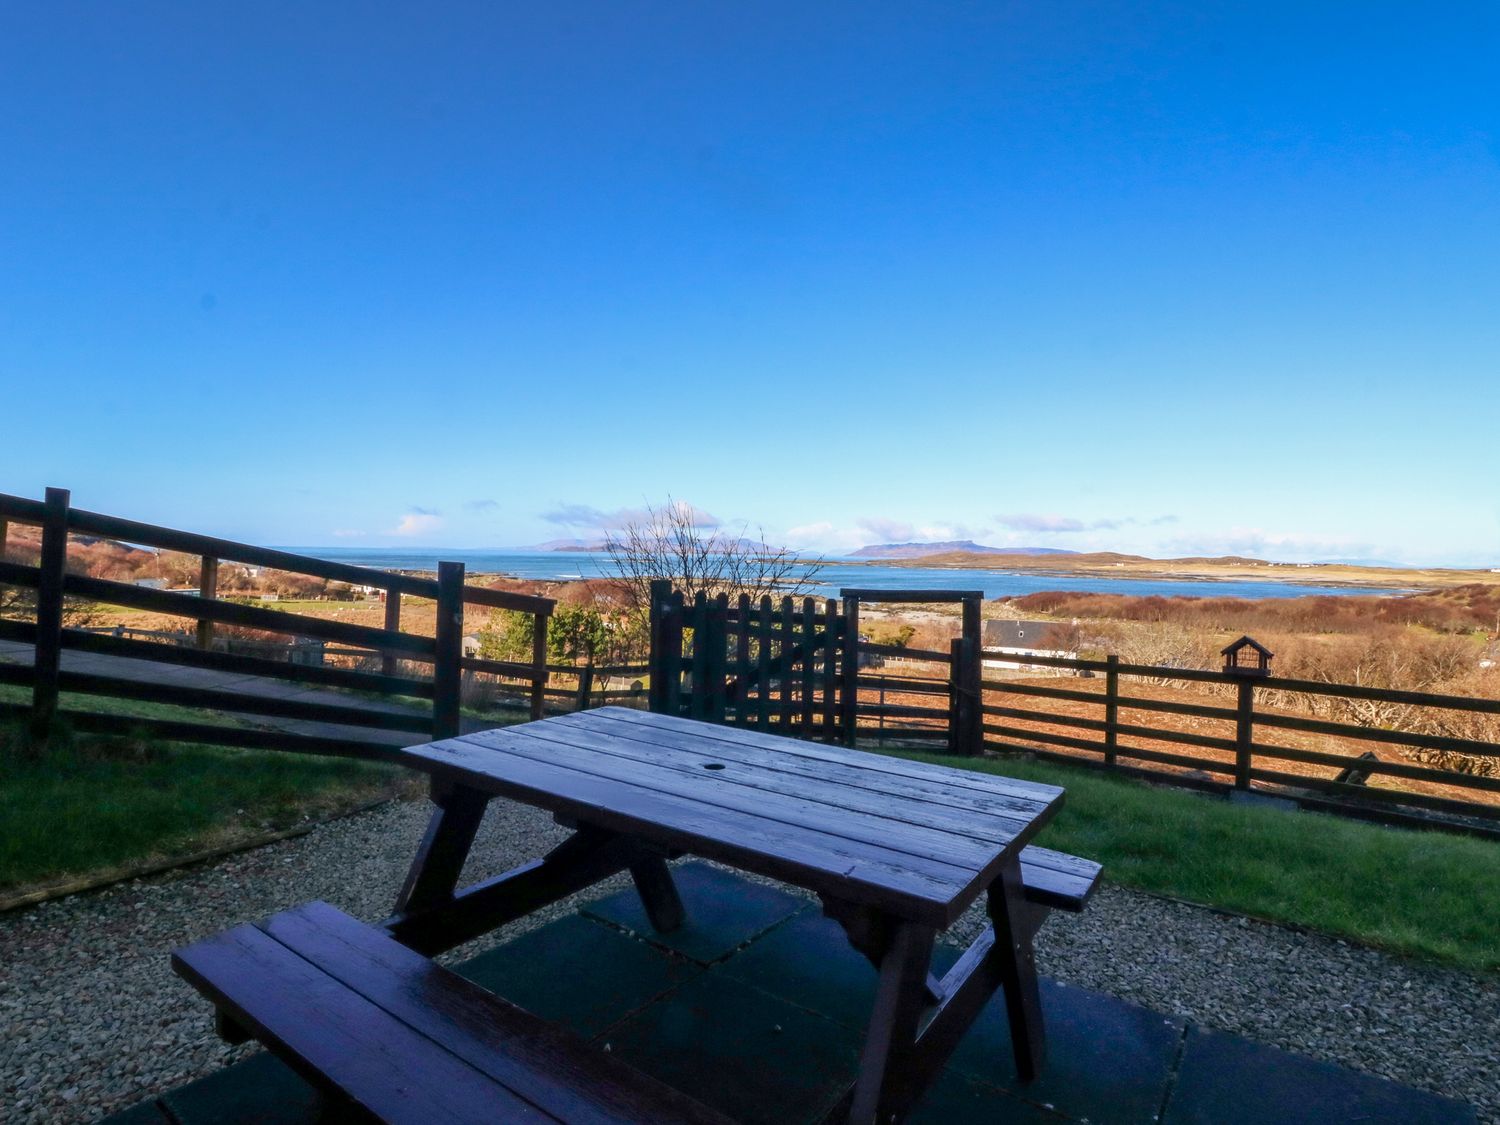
<box><xmin>133</xmin><ymin>577</ymin><xmax>169</xmax><ymax>590</ymax></box>
<box><xmin>982</xmin><ymin>619</ymin><xmax>1077</xmax><ymax>673</ymax></box>
<box><xmin>983</xmin><ymin>620</ymin><xmax>1062</xmax><ymax>649</ymax></box>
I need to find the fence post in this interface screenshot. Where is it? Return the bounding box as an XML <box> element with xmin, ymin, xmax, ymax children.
<box><xmin>963</xmin><ymin>637</ymin><xmax>982</xmax><ymax>756</ymax></box>
<box><xmin>688</xmin><ymin>592</ymin><xmax>708</xmax><ymax>720</ymax></box>
<box><xmin>1104</xmin><ymin>654</ymin><xmax>1119</xmax><ymax>769</ymax></box>
<box><xmin>31</xmin><ymin>487</ymin><xmax>70</xmax><ymax>750</ymax></box>
<box><xmin>647</xmin><ymin>579</ymin><xmax>672</xmax><ymax>713</ymax></box>
<box><xmin>432</xmin><ymin>561</ymin><xmax>464</xmax><ymax>740</ymax></box>
<box><xmin>944</xmin><ymin>635</ymin><xmax>982</xmax><ymax>756</ymax></box>
<box><xmin>948</xmin><ymin>638</ymin><xmax>964</xmax><ymax>754</ymax></box>
<box><xmin>196</xmin><ymin>556</ymin><xmax>218</xmax><ymax>650</ymax></box>
<box><xmin>798</xmin><ymin>596</ymin><xmax>816</xmax><ymax>734</ymax></box>
<box><xmin>821</xmin><ymin>598</ymin><xmax>839</xmax><ymax>743</ymax></box>
<box><xmin>575</xmin><ymin>662</ymin><xmax>594</xmax><ymax>711</ymax></box>
<box><xmin>1234</xmin><ymin>678</ymin><xmax>1255</xmax><ymax>789</ymax></box>
<box><xmin>663</xmin><ymin>591</ymin><xmax>685</xmax><ymax>715</ymax></box>
<box><xmin>840</xmin><ymin>595</ymin><xmax>860</xmax><ymax>746</ymax></box>
<box><xmin>382</xmin><ymin>590</ymin><xmax>402</xmax><ymax>677</ymax></box>
<box><xmin>706</xmin><ymin>593</ymin><xmax>729</xmax><ymax>724</ymax></box>
<box><xmin>530</xmin><ymin>610</ymin><xmax>549</xmax><ymax>721</ymax></box>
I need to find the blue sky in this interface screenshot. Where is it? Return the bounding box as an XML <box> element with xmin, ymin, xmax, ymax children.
<box><xmin>3</xmin><ymin>3</ymin><xmax>1497</xmax><ymax>564</ymax></box>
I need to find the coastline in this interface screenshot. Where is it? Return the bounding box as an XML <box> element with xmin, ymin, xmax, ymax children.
<box><xmin>852</xmin><ymin>554</ymin><xmax>1496</xmax><ymax>593</ymax></box>
<box><xmin>286</xmin><ymin>546</ymin><xmax>1499</xmax><ymax>598</ymax></box>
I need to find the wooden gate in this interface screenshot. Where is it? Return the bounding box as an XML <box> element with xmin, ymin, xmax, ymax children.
<box><xmin>646</xmin><ymin>579</ymin><xmax>847</xmax><ymax>742</ymax></box>
<box><xmin>646</xmin><ymin>580</ymin><xmax>985</xmax><ymax>753</ymax></box>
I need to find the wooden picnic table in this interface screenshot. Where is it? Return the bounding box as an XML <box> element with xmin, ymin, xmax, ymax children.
<box><xmin>386</xmin><ymin>706</ymin><xmax>1070</xmax><ymax>1124</ymax></box>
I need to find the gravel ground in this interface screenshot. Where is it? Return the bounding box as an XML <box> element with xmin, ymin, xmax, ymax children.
<box><xmin>2</xmin><ymin>797</ymin><xmax>1495</xmax><ymax>1124</ymax></box>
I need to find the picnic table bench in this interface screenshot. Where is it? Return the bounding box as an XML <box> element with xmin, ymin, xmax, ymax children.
<box><xmin>173</xmin><ymin>900</ymin><xmax>730</xmax><ymax>1124</ymax></box>
<box><xmin>173</xmin><ymin>708</ymin><xmax>1101</xmax><ymax>1124</ymax></box>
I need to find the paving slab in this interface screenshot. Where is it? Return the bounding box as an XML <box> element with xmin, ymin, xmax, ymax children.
<box><xmin>603</xmin><ymin>970</ymin><xmax>862</xmax><ymax>1125</ymax></box>
<box><xmin>947</xmin><ymin>977</ymin><xmax>1185</xmax><ymax>1124</ymax></box>
<box><xmin>582</xmin><ymin>860</ymin><xmax>807</xmax><ymax>964</ymax></box>
<box><xmin>93</xmin><ymin>862</ymin><xmax>1482</xmax><ymax>1125</ymax></box>
<box><xmin>1163</xmin><ymin>1025</ymin><xmax>1478</xmax><ymax>1125</ymax></box>
<box><xmin>97</xmin><ymin>1100</ymin><xmax>173</xmax><ymax>1125</ymax></box>
<box><xmin>150</xmin><ymin>1051</ymin><xmax>325</xmax><ymax>1125</ymax></box>
<box><xmin>909</xmin><ymin>1070</ymin><xmax>1073</xmax><ymax>1124</ymax></box>
<box><xmin>720</xmin><ymin>906</ymin><xmax>961</xmax><ymax>1030</ymax></box>
<box><xmin>455</xmin><ymin>912</ymin><xmax>702</xmax><ymax>1039</ymax></box>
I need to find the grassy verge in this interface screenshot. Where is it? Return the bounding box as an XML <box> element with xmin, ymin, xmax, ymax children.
<box><xmin>0</xmin><ymin>714</ymin><xmax>410</xmax><ymax>895</ymax></box>
<box><xmin>885</xmin><ymin>748</ymin><xmax>1500</xmax><ymax>973</ymax></box>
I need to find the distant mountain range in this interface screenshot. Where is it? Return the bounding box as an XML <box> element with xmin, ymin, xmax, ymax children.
<box><xmin>522</xmin><ymin>535</ymin><xmax>772</xmax><ymax>553</ymax></box>
<box><xmin>850</xmin><ymin>541</ymin><xmax>1079</xmax><ymax>559</ymax></box>
<box><xmin>523</xmin><ymin>538</ymin><xmax>612</xmax><ymax>552</ymax></box>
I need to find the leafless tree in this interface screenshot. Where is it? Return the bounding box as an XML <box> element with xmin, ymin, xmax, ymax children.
<box><xmin>604</xmin><ymin>499</ymin><xmax>824</xmax><ymax>609</ymax></box>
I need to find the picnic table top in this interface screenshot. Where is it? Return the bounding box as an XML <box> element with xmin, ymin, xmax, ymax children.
<box><xmin>396</xmin><ymin>707</ymin><xmax>1065</xmax><ymax>926</ymax></box>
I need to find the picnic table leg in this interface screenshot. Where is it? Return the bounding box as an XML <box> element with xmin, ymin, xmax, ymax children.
<box><xmin>820</xmin><ymin>897</ymin><xmax>944</xmax><ymax>1007</ymax></box>
<box><xmin>386</xmin><ymin>821</ymin><xmax>681</xmax><ymax>955</ymax></box>
<box><xmin>393</xmin><ymin>780</ymin><xmax>490</xmax><ymax>915</ymax></box>
<box><xmin>628</xmin><ymin>856</ymin><xmax>686</xmax><ymax>933</ymax></box>
<box><xmin>847</xmin><ymin>918</ymin><xmax>937</xmax><ymax>1125</ymax></box>
<box><xmin>987</xmin><ymin>854</ymin><xmax>1047</xmax><ymax>1082</ymax></box>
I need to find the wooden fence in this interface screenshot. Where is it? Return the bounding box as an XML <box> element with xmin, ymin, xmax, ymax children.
<box><xmin>541</xmin><ymin>661</ymin><xmax>650</xmax><ymax>712</ymax></box>
<box><xmin>982</xmin><ymin>651</ymin><xmax>1500</xmax><ymax>835</ymax></box>
<box><xmin>648</xmin><ymin>579</ymin><xmax>1500</xmax><ymax>836</ymax></box>
<box><xmin>0</xmin><ymin>487</ymin><xmax>555</xmax><ymax>760</ymax></box>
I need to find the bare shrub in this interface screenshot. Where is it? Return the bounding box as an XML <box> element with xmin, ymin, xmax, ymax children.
<box><xmin>606</xmin><ymin>498</ymin><xmax>823</xmax><ymax>609</ymax></box>
<box><xmin>1115</xmin><ymin>623</ymin><xmax>1215</xmax><ymax>684</ymax></box>
<box><xmin>460</xmin><ymin>672</ymin><xmax>498</xmax><ymax>711</ymax></box>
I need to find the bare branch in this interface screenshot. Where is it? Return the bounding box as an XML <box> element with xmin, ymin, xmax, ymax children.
<box><xmin>604</xmin><ymin>498</ymin><xmax>823</xmax><ymax>609</ymax></box>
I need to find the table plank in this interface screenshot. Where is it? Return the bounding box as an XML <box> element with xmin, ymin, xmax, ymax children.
<box><xmin>402</xmin><ymin>738</ymin><xmax>980</xmax><ymax>924</ymax></box>
<box><xmin>594</xmin><ymin>708</ymin><xmax>1062</xmax><ymax>806</ymax></box>
<box><xmin>553</xmin><ymin>710</ymin><xmax>1051</xmax><ymax>838</ymax></box>
<box><xmin>464</xmin><ymin>724</ymin><xmax>1007</xmax><ymax>871</ymax></box>
<box><xmin>491</xmin><ymin>721</ymin><xmax>1035</xmax><ymax>854</ymax></box>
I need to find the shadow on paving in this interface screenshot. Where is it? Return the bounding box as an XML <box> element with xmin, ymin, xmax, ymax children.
<box><xmin>106</xmin><ymin>862</ymin><xmax>1477</xmax><ymax>1124</ymax></box>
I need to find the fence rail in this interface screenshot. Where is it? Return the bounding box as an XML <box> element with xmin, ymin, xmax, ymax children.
<box><xmin>646</xmin><ymin>580</ymin><xmax>1500</xmax><ymax>837</ymax></box>
<box><xmin>981</xmin><ymin>650</ymin><xmax>1500</xmax><ymax>833</ymax></box>
<box><xmin>0</xmin><ymin>488</ymin><xmax>556</xmax><ymax>756</ymax></box>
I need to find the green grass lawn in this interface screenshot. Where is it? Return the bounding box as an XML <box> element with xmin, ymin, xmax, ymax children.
<box><xmin>0</xmin><ymin>735</ymin><xmax>405</xmax><ymax>893</ymax></box>
<box><xmin>886</xmin><ymin>748</ymin><xmax>1500</xmax><ymax>973</ymax></box>
<box><xmin>0</xmin><ymin>681</ymin><xmax>410</xmax><ymax>894</ymax></box>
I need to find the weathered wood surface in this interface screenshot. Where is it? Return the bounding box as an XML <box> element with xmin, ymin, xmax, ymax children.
<box><xmin>390</xmin><ymin>708</ymin><xmax>1091</xmax><ymax>1124</ymax></box>
<box><xmin>173</xmin><ymin>901</ymin><xmax>732</xmax><ymax>1124</ymax></box>
<box><xmin>396</xmin><ymin>707</ymin><xmax>1064</xmax><ymax>927</ymax></box>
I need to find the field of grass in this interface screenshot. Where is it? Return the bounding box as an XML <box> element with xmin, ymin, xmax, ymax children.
<box><xmin>0</xmin><ymin>738</ymin><xmax>405</xmax><ymax>893</ymax></box>
<box><xmin>0</xmin><ymin>685</ymin><xmax>409</xmax><ymax>895</ymax></box>
<box><xmin>885</xmin><ymin>748</ymin><xmax>1500</xmax><ymax>973</ymax></box>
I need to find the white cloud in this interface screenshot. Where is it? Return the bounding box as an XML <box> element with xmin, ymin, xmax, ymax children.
<box><xmin>856</xmin><ymin>516</ymin><xmax>915</xmax><ymax>542</ymax></box>
<box><xmin>783</xmin><ymin>521</ymin><xmax>839</xmax><ymax>548</ymax></box>
<box><xmin>541</xmin><ymin>500</ymin><xmax>721</xmax><ymax>530</ymax></box>
<box><xmin>994</xmin><ymin>513</ymin><xmax>1180</xmax><ymax>534</ymax></box>
<box><xmin>1162</xmin><ymin>527</ymin><xmax>1375</xmax><ymax>562</ymax></box>
<box><xmin>392</xmin><ymin>512</ymin><xmax>444</xmax><ymax>537</ymax></box>
<box><xmin>331</xmin><ymin>528</ymin><xmax>366</xmax><ymax>539</ymax></box>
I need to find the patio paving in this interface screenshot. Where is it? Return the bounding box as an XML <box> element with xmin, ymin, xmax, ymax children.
<box><xmin>102</xmin><ymin>862</ymin><xmax>1477</xmax><ymax>1124</ymax></box>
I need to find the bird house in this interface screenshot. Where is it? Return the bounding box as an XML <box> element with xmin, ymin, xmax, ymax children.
<box><xmin>1221</xmin><ymin>635</ymin><xmax>1273</xmax><ymax>677</ymax></box>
